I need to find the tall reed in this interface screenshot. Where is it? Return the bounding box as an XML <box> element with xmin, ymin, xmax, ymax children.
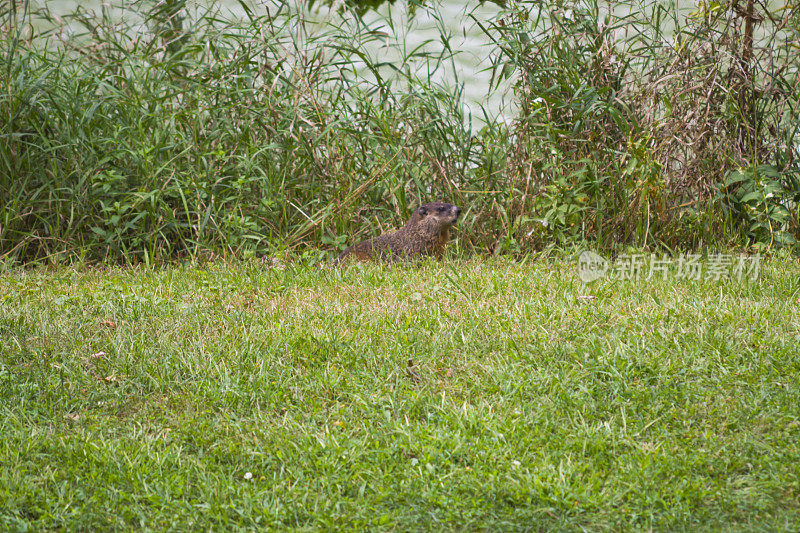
<box><xmin>1</xmin><ymin>0</ymin><xmax>798</xmax><ymax>264</ymax></box>
<box><xmin>481</xmin><ymin>0</ymin><xmax>800</xmax><ymax>251</ymax></box>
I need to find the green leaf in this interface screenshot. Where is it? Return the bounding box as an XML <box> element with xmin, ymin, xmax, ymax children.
<box><xmin>725</xmin><ymin>171</ymin><xmax>747</xmax><ymax>186</ymax></box>
<box><xmin>740</xmin><ymin>192</ymin><xmax>762</xmax><ymax>203</ymax></box>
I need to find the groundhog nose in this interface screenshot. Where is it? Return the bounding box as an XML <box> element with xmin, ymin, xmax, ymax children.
<box><xmin>455</xmin><ymin>206</ymin><xmax>462</xmax><ymax>217</ymax></box>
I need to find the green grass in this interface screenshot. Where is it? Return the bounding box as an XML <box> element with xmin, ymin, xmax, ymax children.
<box><xmin>1</xmin><ymin>256</ymin><xmax>799</xmax><ymax>530</ymax></box>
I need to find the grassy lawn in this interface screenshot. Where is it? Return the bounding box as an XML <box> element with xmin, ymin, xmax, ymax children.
<box><xmin>1</xmin><ymin>256</ymin><xmax>799</xmax><ymax>530</ymax></box>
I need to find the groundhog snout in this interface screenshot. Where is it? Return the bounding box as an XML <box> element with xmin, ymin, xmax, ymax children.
<box><xmin>446</xmin><ymin>205</ymin><xmax>462</xmax><ymax>223</ymax></box>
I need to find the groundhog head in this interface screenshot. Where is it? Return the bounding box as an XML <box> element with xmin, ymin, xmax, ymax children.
<box><xmin>416</xmin><ymin>202</ymin><xmax>462</xmax><ymax>226</ymax></box>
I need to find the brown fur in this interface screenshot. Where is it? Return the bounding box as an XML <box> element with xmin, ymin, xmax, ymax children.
<box><xmin>336</xmin><ymin>202</ymin><xmax>462</xmax><ymax>263</ymax></box>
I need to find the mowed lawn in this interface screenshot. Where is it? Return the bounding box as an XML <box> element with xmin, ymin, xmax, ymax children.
<box><xmin>1</xmin><ymin>256</ymin><xmax>799</xmax><ymax>530</ymax></box>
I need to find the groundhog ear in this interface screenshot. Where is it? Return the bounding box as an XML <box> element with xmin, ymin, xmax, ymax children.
<box><xmin>418</xmin><ymin>206</ymin><xmax>428</xmax><ymax>217</ymax></box>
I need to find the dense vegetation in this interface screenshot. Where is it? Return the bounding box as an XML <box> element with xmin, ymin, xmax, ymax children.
<box><xmin>2</xmin><ymin>259</ymin><xmax>799</xmax><ymax>529</ymax></box>
<box><xmin>1</xmin><ymin>0</ymin><xmax>799</xmax><ymax>263</ymax></box>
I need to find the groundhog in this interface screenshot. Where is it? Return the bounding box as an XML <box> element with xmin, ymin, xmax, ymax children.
<box><xmin>336</xmin><ymin>202</ymin><xmax>462</xmax><ymax>263</ymax></box>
